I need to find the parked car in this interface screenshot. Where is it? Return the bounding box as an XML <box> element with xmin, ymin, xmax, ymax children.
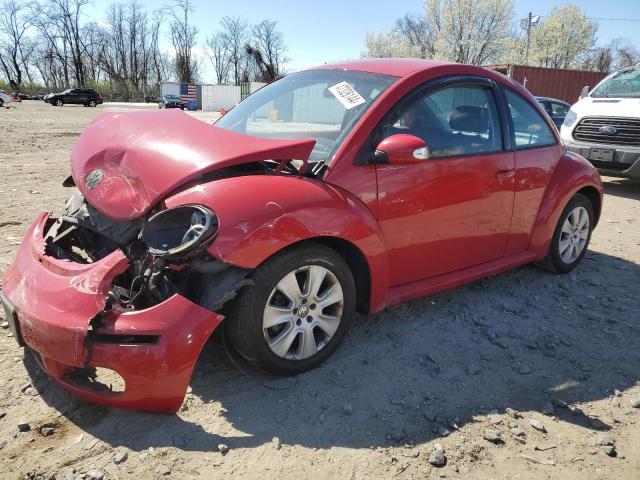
<box><xmin>0</xmin><ymin>59</ymin><xmax>603</xmax><ymax>413</ymax></box>
<box><xmin>158</xmin><ymin>94</ymin><xmax>185</xmax><ymax>109</ymax></box>
<box><xmin>561</xmin><ymin>64</ymin><xmax>640</xmax><ymax>181</ymax></box>
<box><xmin>0</xmin><ymin>90</ymin><xmax>15</xmax><ymax>107</ymax></box>
<box><xmin>536</xmin><ymin>96</ymin><xmax>571</xmax><ymax>128</ymax></box>
<box><xmin>44</xmin><ymin>88</ymin><xmax>103</xmax><ymax>107</ymax></box>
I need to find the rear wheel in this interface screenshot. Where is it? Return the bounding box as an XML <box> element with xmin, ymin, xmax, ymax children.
<box><xmin>536</xmin><ymin>193</ymin><xmax>594</xmax><ymax>273</ymax></box>
<box><xmin>88</xmin><ymin>99</ymin><xmax>97</xmax><ymax>107</ymax></box>
<box><xmin>55</xmin><ymin>99</ymin><xmax>63</xmax><ymax>107</ymax></box>
<box><xmin>0</xmin><ymin>98</ymin><xmax>4</xmax><ymax>107</ymax></box>
<box><xmin>226</xmin><ymin>243</ymin><xmax>356</xmax><ymax>374</ymax></box>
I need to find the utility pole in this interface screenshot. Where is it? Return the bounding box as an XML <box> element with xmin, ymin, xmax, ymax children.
<box><xmin>522</xmin><ymin>12</ymin><xmax>540</xmax><ymax>65</ymax></box>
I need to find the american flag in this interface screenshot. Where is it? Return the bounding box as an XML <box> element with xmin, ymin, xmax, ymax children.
<box><xmin>180</xmin><ymin>83</ymin><xmax>196</xmax><ymax>102</ymax></box>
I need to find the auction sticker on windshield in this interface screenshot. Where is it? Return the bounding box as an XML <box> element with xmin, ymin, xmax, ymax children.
<box><xmin>328</xmin><ymin>81</ymin><xmax>366</xmax><ymax>110</ymax></box>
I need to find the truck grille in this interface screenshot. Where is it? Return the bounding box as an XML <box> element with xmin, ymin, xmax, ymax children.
<box><xmin>573</xmin><ymin>117</ymin><xmax>640</xmax><ymax>147</ymax></box>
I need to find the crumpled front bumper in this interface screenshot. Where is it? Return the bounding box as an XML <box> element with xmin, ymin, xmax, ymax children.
<box><xmin>1</xmin><ymin>212</ymin><xmax>223</xmax><ymax>413</ymax></box>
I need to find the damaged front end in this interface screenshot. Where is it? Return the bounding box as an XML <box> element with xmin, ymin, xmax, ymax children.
<box><xmin>1</xmin><ymin>190</ymin><xmax>251</xmax><ymax>413</ymax></box>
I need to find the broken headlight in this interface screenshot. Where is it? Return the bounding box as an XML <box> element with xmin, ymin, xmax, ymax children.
<box><xmin>140</xmin><ymin>205</ymin><xmax>217</xmax><ymax>259</ymax></box>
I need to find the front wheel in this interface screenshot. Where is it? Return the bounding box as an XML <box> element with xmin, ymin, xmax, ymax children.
<box><xmin>225</xmin><ymin>243</ymin><xmax>356</xmax><ymax>374</ymax></box>
<box><xmin>88</xmin><ymin>100</ymin><xmax>97</xmax><ymax>107</ymax></box>
<box><xmin>55</xmin><ymin>99</ymin><xmax>63</xmax><ymax>106</ymax></box>
<box><xmin>536</xmin><ymin>193</ymin><xmax>594</xmax><ymax>273</ymax></box>
<box><xmin>0</xmin><ymin>98</ymin><xmax>3</xmax><ymax>107</ymax></box>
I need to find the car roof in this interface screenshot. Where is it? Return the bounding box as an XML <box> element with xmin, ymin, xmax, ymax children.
<box><xmin>311</xmin><ymin>58</ymin><xmax>453</xmax><ymax>77</ymax></box>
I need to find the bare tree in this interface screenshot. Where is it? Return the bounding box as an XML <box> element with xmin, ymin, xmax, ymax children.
<box><xmin>219</xmin><ymin>16</ymin><xmax>248</xmax><ymax>85</ymax></box>
<box><xmin>205</xmin><ymin>33</ymin><xmax>231</xmax><ymax>84</ymax></box>
<box><xmin>245</xmin><ymin>20</ymin><xmax>287</xmax><ymax>82</ymax></box>
<box><xmin>166</xmin><ymin>0</ymin><xmax>198</xmax><ymax>84</ymax></box>
<box><xmin>0</xmin><ymin>0</ymin><xmax>31</xmax><ymax>87</ymax></box>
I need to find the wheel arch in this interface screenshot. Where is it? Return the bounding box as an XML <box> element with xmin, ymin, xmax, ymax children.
<box><xmin>576</xmin><ymin>185</ymin><xmax>602</xmax><ymax>227</ymax></box>
<box><xmin>164</xmin><ymin>175</ymin><xmax>390</xmax><ymax>313</ymax></box>
<box><xmin>259</xmin><ymin>236</ymin><xmax>373</xmax><ymax>314</ymax></box>
<box><xmin>529</xmin><ymin>150</ymin><xmax>603</xmax><ymax>259</ymax></box>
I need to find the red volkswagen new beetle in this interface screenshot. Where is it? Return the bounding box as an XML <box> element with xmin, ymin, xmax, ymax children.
<box><xmin>1</xmin><ymin>59</ymin><xmax>603</xmax><ymax>413</ymax></box>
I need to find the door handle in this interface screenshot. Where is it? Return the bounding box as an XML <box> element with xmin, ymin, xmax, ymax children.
<box><xmin>495</xmin><ymin>168</ymin><xmax>515</xmax><ymax>179</ymax></box>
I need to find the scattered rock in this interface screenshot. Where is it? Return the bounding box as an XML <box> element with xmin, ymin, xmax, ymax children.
<box><xmin>85</xmin><ymin>469</ymin><xmax>105</xmax><ymax>480</ymax></box>
<box><xmin>17</xmin><ymin>421</ymin><xmax>30</xmax><ymax>432</ymax></box>
<box><xmin>488</xmin><ymin>413</ymin><xmax>502</xmax><ymax>425</ymax></box>
<box><xmin>155</xmin><ymin>464</ymin><xmax>171</xmax><ymax>476</ymax></box>
<box><xmin>217</xmin><ymin>443</ymin><xmax>229</xmax><ymax>454</ymax></box>
<box><xmin>437</xmin><ymin>426</ymin><xmax>450</xmax><ymax>437</ymax></box>
<box><xmin>272</xmin><ymin>436</ymin><xmax>282</xmax><ymax>450</ymax></box>
<box><xmin>505</xmin><ymin>408</ymin><xmax>521</xmax><ymax>419</ymax></box>
<box><xmin>510</xmin><ymin>427</ymin><xmax>526</xmax><ymax>437</ymax></box>
<box><xmin>630</xmin><ymin>397</ymin><xmax>640</xmax><ymax>409</ymax></box>
<box><xmin>429</xmin><ymin>444</ymin><xmax>446</xmax><ymax>467</ymax></box>
<box><xmin>0</xmin><ymin>321</ymin><xmax>8</xmax><ymax>329</ymax></box>
<box><xmin>40</xmin><ymin>427</ymin><xmax>55</xmax><ymax>437</ymax></box>
<box><xmin>553</xmin><ymin>399</ymin><xmax>569</xmax><ymax>409</ymax></box>
<box><xmin>602</xmin><ymin>445</ymin><xmax>617</xmax><ymax>457</ymax></box>
<box><xmin>597</xmin><ymin>434</ymin><xmax>615</xmax><ymax>447</ymax></box>
<box><xmin>20</xmin><ymin>383</ymin><xmax>32</xmax><ymax>393</ymax></box>
<box><xmin>113</xmin><ymin>451</ymin><xmax>128</xmax><ymax>465</ymax></box>
<box><xmin>529</xmin><ymin>419</ymin><xmax>546</xmax><ymax>433</ymax></box>
<box><xmin>483</xmin><ymin>430</ymin><xmax>503</xmax><ymax>444</ymax></box>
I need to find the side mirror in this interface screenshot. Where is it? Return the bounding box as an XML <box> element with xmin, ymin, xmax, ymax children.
<box><xmin>373</xmin><ymin>134</ymin><xmax>429</xmax><ymax>165</ymax></box>
<box><xmin>579</xmin><ymin>85</ymin><xmax>590</xmax><ymax>100</ymax></box>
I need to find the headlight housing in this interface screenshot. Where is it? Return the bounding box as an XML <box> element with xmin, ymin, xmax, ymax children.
<box><xmin>563</xmin><ymin>109</ymin><xmax>578</xmax><ymax>128</ymax></box>
<box><xmin>140</xmin><ymin>205</ymin><xmax>218</xmax><ymax>259</ymax></box>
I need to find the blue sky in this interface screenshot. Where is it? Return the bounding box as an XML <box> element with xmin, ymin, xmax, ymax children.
<box><xmin>86</xmin><ymin>0</ymin><xmax>640</xmax><ymax>80</ymax></box>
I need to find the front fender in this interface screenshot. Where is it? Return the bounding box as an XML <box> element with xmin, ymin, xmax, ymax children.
<box><xmin>165</xmin><ymin>175</ymin><xmax>390</xmax><ymax>312</ymax></box>
<box><xmin>529</xmin><ymin>151</ymin><xmax>603</xmax><ymax>258</ymax></box>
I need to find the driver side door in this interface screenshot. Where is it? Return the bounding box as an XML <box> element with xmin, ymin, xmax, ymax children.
<box><xmin>375</xmin><ymin>77</ymin><xmax>515</xmax><ymax>286</ymax></box>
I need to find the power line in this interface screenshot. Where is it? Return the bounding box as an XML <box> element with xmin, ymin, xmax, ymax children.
<box><xmin>588</xmin><ymin>17</ymin><xmax>640</xmax><ymax>22</ymax></box>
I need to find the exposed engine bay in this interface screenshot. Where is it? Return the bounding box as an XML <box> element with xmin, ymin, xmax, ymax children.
<box><xmin>43</xmin><ymin>185</ymin><xmax>253</xmax><ymax>314</ymax></box>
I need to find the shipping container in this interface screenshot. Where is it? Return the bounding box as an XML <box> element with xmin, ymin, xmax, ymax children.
<box><xmin>485</xmin><ymin>64</ymin><xmax>607</xmax><ymax>104</ymax></box>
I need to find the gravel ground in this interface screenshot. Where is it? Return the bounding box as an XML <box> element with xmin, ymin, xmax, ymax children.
<box><xmin>0</xmin><ymin>101</ymin><xmax>639</xmax><ymax>480</ymax></box>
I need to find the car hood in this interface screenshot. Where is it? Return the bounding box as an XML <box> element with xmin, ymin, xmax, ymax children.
<box><xmin>71</xmin><ymin>110</ymin><xmax>316</xmax><ymax>221</ymax></box>
<box><xmin>572</xmin><ymin>97</ymin><xmax>640</xmax><ymax>118</ymax></box>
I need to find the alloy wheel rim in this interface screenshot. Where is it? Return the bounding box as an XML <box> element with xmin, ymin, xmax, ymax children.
<box><xmin>263</xmin><ymin>265</ymin><xmax>344</xmax><ymax>361</ymax></box>
<box><xmin>559</xmin><ymin>206</ymin><xmax>589</xmax><ymax>264</ymax></box>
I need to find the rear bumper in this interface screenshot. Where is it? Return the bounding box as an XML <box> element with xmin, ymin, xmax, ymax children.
<box><xmin>565</xmin><ymin>140</ymin><xmax>640</xmax><ymax>180</ymax></box>
<box><xmin>1</xmin><ymin>212</ymin><xmax>223</xmax><ymax>413</ymax></box>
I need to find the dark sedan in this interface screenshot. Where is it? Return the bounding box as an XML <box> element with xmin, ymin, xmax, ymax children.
<box><xmin>536</xmin><ymin>96</ymin><xmax>571</xmax><ymax>128</ymax></box>
<box><xmin>158</xmin><ymin>95</ymin><xmax>185</xmax><ymax>110</ymax></box>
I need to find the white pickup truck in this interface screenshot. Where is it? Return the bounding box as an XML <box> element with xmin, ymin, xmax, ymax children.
<box><xmin>561</xmin><ymin>64</ymin><xmax>640</xmax><ymax>181</ymax></box>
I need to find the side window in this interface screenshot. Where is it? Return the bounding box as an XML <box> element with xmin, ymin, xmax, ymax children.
<box><xmin>550</xmin><ymin>101</ymin><xmax>568</xmax><ymax>117</ymax></box>
<box><xmin>382</xmin><ymin>84</ymin><xmax>503</xmax><ymax>159</ymax></box>
<box><xmin>504</xmin><ymin>89</ymin><xmax>556</xmax><ymax>148</ymax></box>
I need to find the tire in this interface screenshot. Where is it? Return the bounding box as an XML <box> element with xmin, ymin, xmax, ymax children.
<box><xmin>536</xmin><ymin>193</ymin><xmax>594</xmax><ymax>273</ymax></box>
<box><xmin>88</xmin><ymin>100</ymin><xmax>96</xmax><ymax>107</ymax></box>
<box><xmin>55</xmin><ymin>99</ymin><xmax>63</xmax><ymax>107</ymax></box>
<box><xmin>225</xmin><ymin>243</ymin><xmax>356</xmax><ymax>375</ymax></box>
<box><xmin>0</xmin><ymin>98</ymin><xmax>3</xmax><ymax>107</ymax></box>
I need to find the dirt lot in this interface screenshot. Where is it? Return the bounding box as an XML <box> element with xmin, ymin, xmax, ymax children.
<box><xmin>1</xmin><ymin>101</ymin><xmax>639</xmax><ymax>480</ymax></box>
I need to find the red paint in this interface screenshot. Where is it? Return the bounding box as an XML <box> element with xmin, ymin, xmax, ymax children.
<box><xmin>376</xmin><ymin>134</ymin><xmax>428</xmax><ymax>164</ymax></box>
<box><xmin>2</xmin><ymin>60</ymin><xmax>603</xmax><ymax>413</ymax></box>
<box><xmin>71</xmin><ymin>110</ymin><xmax>315</xmax><ymax>221</ymax></box>
<box><xmin>3</xmin><ymin>213</ymin><xmax>222</xmax><ymax>413</ymax></box>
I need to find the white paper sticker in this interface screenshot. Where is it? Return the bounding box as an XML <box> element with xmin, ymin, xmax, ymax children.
<box><xmin>328</xmin><ymin>81</ymin><xmax>366</xmax><ymax>110</ymax></box>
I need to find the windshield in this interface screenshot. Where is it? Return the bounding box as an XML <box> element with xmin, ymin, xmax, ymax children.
<box><xmin>591</xmin><ymin>66</ymin><xmax>640</xmax><ymax>98</ymax></box>
<box><xmin>215</xmin><ymin>69</ymin><xmax>397</xmax><ymax>164</ymax></box>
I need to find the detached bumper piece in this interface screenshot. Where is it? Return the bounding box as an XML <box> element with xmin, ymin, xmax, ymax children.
<box><xmin>1</xmin><ymin>212</ymin><xmax>223</xmax><ymax>413</ymax></box>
